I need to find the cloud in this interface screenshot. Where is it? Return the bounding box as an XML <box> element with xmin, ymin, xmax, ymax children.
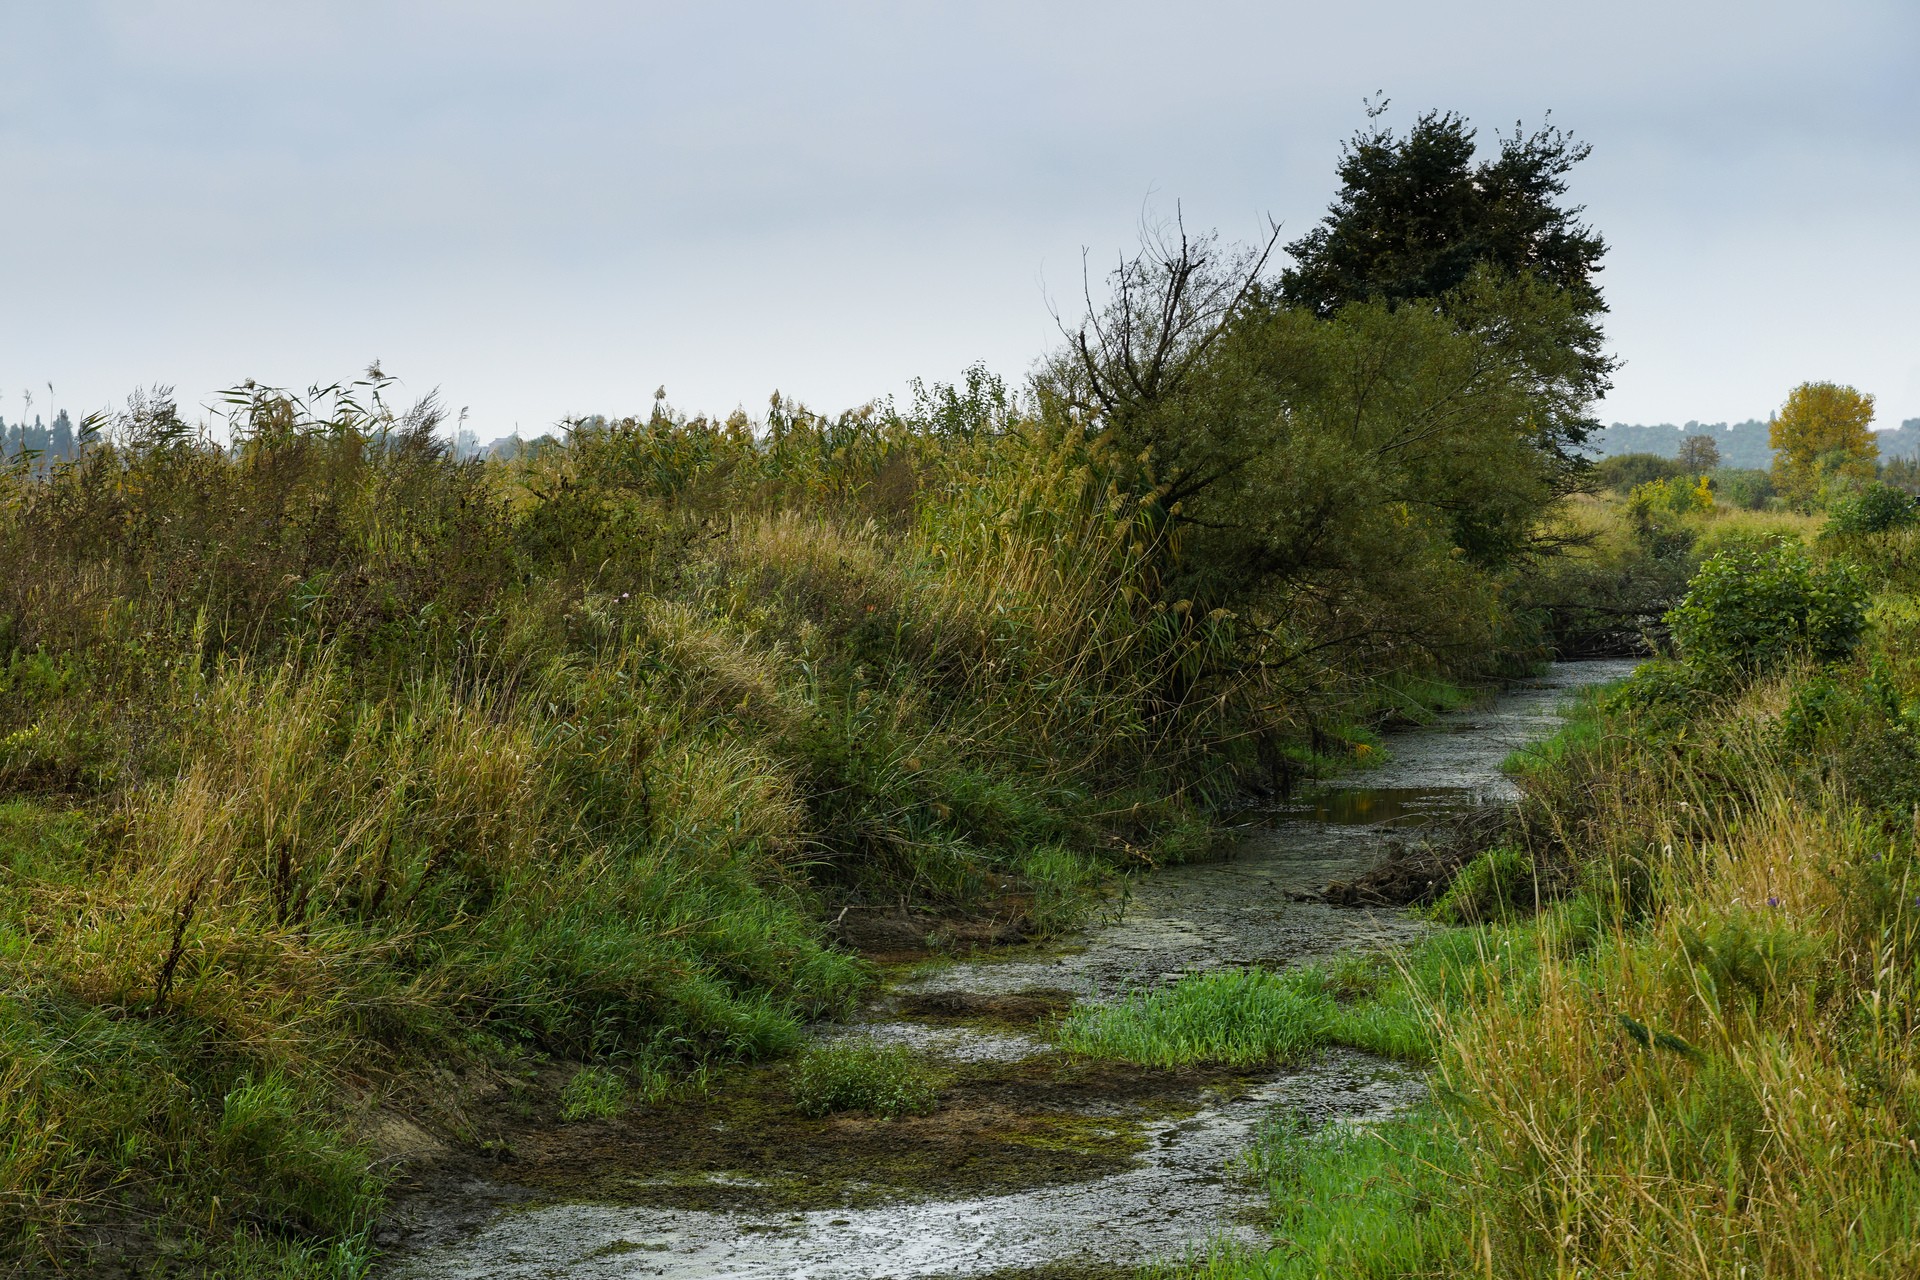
<box><xmin>3</xmin><ymin>0</ymin><xmax>1915</xmax><ymax>433</ymax></box>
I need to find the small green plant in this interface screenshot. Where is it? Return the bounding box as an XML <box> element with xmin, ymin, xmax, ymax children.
<box><xmin>790</xmin><ymin>1041</ymin><xmax>939</xmax><ymax>1119</ymax></box>
<box><xmin>559</xmin><ymin>1067</ymin><xmax>626</xmax><ymax>1122</ymax></box>
<box><xmin>1019</xmin><ymin>844</ymin><xmax>1104</xmax><ymax>934</ymax></box>
<box><xmin>1056</xmin><ymin>968</ymin><xmax>1334</xmax><ymax>1068</ymax></box>
<box><xmin>1428</xmin><ymin>846</ymin><xmax>1538</xmax><ymax>924</ymax></box>
<box><xmin>1669</xmin><ymin>907</ymin><xmax>1821</xmax><ymax>1011</ymax></box>
<box><xmin>1666</xmin><ymin>538</ymin><xmax>1867</xmax><ymax>680</ymax></box>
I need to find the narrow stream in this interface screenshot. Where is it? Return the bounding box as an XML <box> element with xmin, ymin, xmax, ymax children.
<box><xmin>382</xmin><ymin>660</ymin><xmax>1636</xmax><ymax>1279</ymax></box>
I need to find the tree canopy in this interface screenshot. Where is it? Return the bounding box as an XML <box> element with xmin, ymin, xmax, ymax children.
<box><xmin>1677</xmin><ymin>434</ymin><xmax>1720</xmax><ymax>473</ymax></box>
<box><xmin>1769</xmin><ymin>380</ymin><xmax>1877</xmax><ymax>505</ymax></box>
<box><xmin>1278</xmin><ymin>109</ymin><xmax>1612</xmax><ymax>463</ymax></box>
<box><xmin>1280</xmin><ymin>109</ymin><xmax>1606</xmax><ymax>319</ymax></box>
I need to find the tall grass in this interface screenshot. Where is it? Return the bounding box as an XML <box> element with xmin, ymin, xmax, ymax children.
<box><xmin>0</xmin><ymin>382</ymin><xmax>1275</xmax><ymax>1272</ymax></box>
<box><xmin>1188</xmin><ymin>635</ymin><xmax>1920</xmax><ymax>1278</ymax></box>
<box><xmin>0</xmin><ymin>375</ymin><xmax>1529</xmax><ymax>1272</ymax></box>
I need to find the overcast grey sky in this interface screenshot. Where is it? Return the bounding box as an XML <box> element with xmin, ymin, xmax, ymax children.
<box><xmin>3</xmin><ymin>1</ymin><xmax>1916</xmax><ymax>439</ymax></box>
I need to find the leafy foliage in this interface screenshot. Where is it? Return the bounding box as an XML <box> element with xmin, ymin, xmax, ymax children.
<box><xmin>1045</xmin><ymin>231</ymin><xmax>1583</xmax><ymax>723</ymax></box>
<box><xmin>1666</xmin><ymin>539</ymin><xmax>1867</xmax><ymax>680</ymax></box>
<box><xmin>1281</xmin><ymin>109</ymin><xmax>1605</xmax><ymax>326</ymax></box>
<box><xmin>1593</xmin><ymin>451</ymin><xmax>1687</xmax><ymax>493</ymax></box>
<box><xmin>1825</xmin><ymin>481</ymin><xmax>1918</xmax><ymax>537</ymax></box>
<box><xmin>1627</xmin><ymin>474</ymin><xmax>1713</xmax><ymax>558</ymax></box>
<box><xmin>1769</xmin><ymin>380</ymin><xmax>1878</xmax><ymax>505</ymax></box>
<box><xmin>1676</xmin><ymin>433</ymin><xmax>1720</xmax><ymax>473</ymax></box>
<box><xmin>1279</xmin><ymin>108</ymin><xmax>1612</xmax><ymax>465</ymax></box>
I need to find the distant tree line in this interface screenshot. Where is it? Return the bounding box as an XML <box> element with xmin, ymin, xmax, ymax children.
<box><xmin>1589</xmin><ymin>416</ymin><xmax>1920</xmax><ymax>468</ymax></box>
<box><xmin>0</xmin><ymin>410</ymin><xmax>81</xmax><ymax>465</ymax></box>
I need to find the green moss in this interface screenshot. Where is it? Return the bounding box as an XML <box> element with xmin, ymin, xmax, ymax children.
<box><xmin>479</xmin><ymin>1053</ymin><xmax>1257</xmax><ymax>1214</ymax></box>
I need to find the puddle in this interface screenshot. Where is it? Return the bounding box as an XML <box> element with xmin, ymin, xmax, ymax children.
<box><xmin>379</xmin><ymin>660</ymin><xmax>1636</xmax><ymax>1279</ymax></box>
<box><xmin>1275</xmin><ymin>785</ymin><xmax>1470</xmax><ymax>827</ymax></box>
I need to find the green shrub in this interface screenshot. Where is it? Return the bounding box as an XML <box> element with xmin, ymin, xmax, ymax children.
<box><xmin>1825</xmin><ymin>483</ymin><xmax>1919</xmax><ymax>537</ymax></box>
<box><xmin>789</xmin><ymin>1041</ymin><xmax>939</xmax><ymax>1118</ymax></box>
<box><xmin>1626</xmin><ymin>475</ymin><xmax>1712</xmax><ymax>558</ymax></box>
<box><xmin>1594</xmin><ymin>453</ymin><xmax>1687</xmax><ymax>494</ymax></box>
<box><xmin>1666</xmin><ymin>539</ymin><xmax>1867</xmax><ymax>681</ymax></box>
<box><xmin>1711</xmin><ymin>467</ymin><xmax>1775</xmax><ymax>511</ymax></box>
<box><xmin>1669</xmin><ymin>908</ymin><xmax>1821</xmax><ymax>1011</ymax></box>
<box><xmin>1600</xmin><ymin>659</ymin><xmax>1710</xmax><ymax>738</ymax></box>
<box><xmin>1775</xmin><ymin>666</ymin><xmax>1920</xmax><ymax>814</ymax></box>
<box><xmin>1429</xmin><ymin>846</ymin><xmax>1538</xmax><ymax>924</ymax></box>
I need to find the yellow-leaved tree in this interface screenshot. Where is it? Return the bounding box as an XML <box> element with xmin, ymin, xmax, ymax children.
<box><xmin>1769</xmin><ymin>380</ymin><xmax>1877</xmax><ymax>504</ymax></box>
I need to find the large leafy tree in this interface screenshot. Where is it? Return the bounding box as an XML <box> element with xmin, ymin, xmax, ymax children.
<box><xmin>1278</xmin><ymin>109</ymin><xmax>1612</xmax><ymax>466</ymax></box>
<box><xmin>1769</xmin><ymin>380</ymin><xmax>1878</xmax><ymax>505</ymax></box>
<box><xmin>1042</xmin><ymin>109</ymin><xmax>1620</xmax><ymax>694</ymax></box>
<box><xmin>1044</xmin><ymin>220</ymin><xmax>1569</xmax><ymax>685</ymax></box>
<box><xmin>1281</xmin><ymin>109</ymin><xmax>1605</xmax><ymax>315</ymax></box>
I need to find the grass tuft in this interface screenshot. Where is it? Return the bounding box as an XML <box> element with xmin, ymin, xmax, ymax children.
<box><xmin>789</xmin><ymin>1041</ymin><xmax>940</xmax><ymax>1119</ymax></box>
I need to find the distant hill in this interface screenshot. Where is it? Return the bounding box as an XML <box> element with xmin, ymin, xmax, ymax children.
<box><xmin>1585</xmin><ymin>418</ymin><xmax>1920</xmax><ymax>467</ymax></box>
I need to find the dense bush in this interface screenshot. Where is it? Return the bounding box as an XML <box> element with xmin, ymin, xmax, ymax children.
<box><xmin>1666</xmin><ymin>538</ymin><xmax>1867</xmax><ymax>680</ymax></box>
<box><xmin>1624</xmin><ymin>474</ymin><xmax>1713</xmax><ymax>559</ymax></box>
<box><xmin>1709</xmin><ymin>466</ymin><xmax>1775</xmax><ymax>511</ymax></box>
<box><xmin>1825</xmin><ymin>482</ymin><xmax>1918</xmax><ymax>536</ymax></box>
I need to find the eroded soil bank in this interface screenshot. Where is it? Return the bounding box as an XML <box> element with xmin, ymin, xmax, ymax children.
<box><xmin>377</xmin><ymin>661</ymin><xmax>1635</xmax><ymax>1279</ymax></box>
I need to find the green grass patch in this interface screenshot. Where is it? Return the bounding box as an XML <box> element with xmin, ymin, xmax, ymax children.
<box><xmin>789</xmin><ymin>1041</ymin><xmax>940</xmax><ymax>1118</ymax></box>
<box><xmin>1424</xmin><ymin>844</ymin><xmax>1539</xmax><ymax>924</ymax></box>
<box><xmin>1153</xmin><ymin>1111</ymin><xmax>1473</xmax><ymax>1279</ymax></box>
<box><xmin>559</xmin><ymin>1067</ymin><xmax>628</xmax><ymax>1122</ymax></box>
<box><xmin>1057</xmin><ymin>969</ymin><xmax>1335</xmax><ymax>1068</ymax></box>
<box><xmin>1500</xmin><ymin>680</ymin><xmax>1615</xmax><ymax>776</ymax></box>
<box><xmin>1058</xmin><ymin>923</ymin><xmax>1562</xmax><ymax>1073</ymax></box>
<box><xmin>1053</xmin><ymin>962</ymin><xmax>1448</xmax><ymax>1070</ymax></box>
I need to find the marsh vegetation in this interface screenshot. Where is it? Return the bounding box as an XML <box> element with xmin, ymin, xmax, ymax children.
<box><xmin>5</xmin><ymin>104</ymin><xmax>1915</xmax><ymax>1279</ymax></box>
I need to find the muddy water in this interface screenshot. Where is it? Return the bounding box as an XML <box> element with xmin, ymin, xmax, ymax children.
<box><xmin>382</xmin><ymin>660</ymin><xmax>1635</xmax><ymax>1280</ymax></box>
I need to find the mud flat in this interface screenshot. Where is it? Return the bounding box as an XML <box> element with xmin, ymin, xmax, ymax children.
<box><xmin>379</xmin><ymin>660</ymin><xmax>1635</xmax><ymax>1279</ymax></box>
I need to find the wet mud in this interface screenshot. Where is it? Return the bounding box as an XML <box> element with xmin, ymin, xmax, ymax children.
<box><xmin>379</xmin><ymin>660</ymin><xmax>1634</xmax><ymax>1279</ymax></box>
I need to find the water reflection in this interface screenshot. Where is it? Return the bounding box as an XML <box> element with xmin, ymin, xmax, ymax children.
<box><xmin>1278</xmin><ymin>785</ymin><xmax>1471</xmax><ymax>827</ymax></box>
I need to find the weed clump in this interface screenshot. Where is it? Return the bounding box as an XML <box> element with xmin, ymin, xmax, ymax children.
<box><xmin>1426</xmin><ymin>845</ymin><xmax>1537</xmax><ymax>924</ymax></box>
<box><xmin>789</xmin><ymin>1041</ymin><xmax>940</xmax><ymax>1119</ymax></box>
<box><xmin>559</xmin><ymin>1068</ymin><xmax>628</xmax><ymax>1122</ymax></box>
<box><xmin>1057</xmin><ymin>969</ymin><xmax>1334</xmax><ymax>1069</ymax></box>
